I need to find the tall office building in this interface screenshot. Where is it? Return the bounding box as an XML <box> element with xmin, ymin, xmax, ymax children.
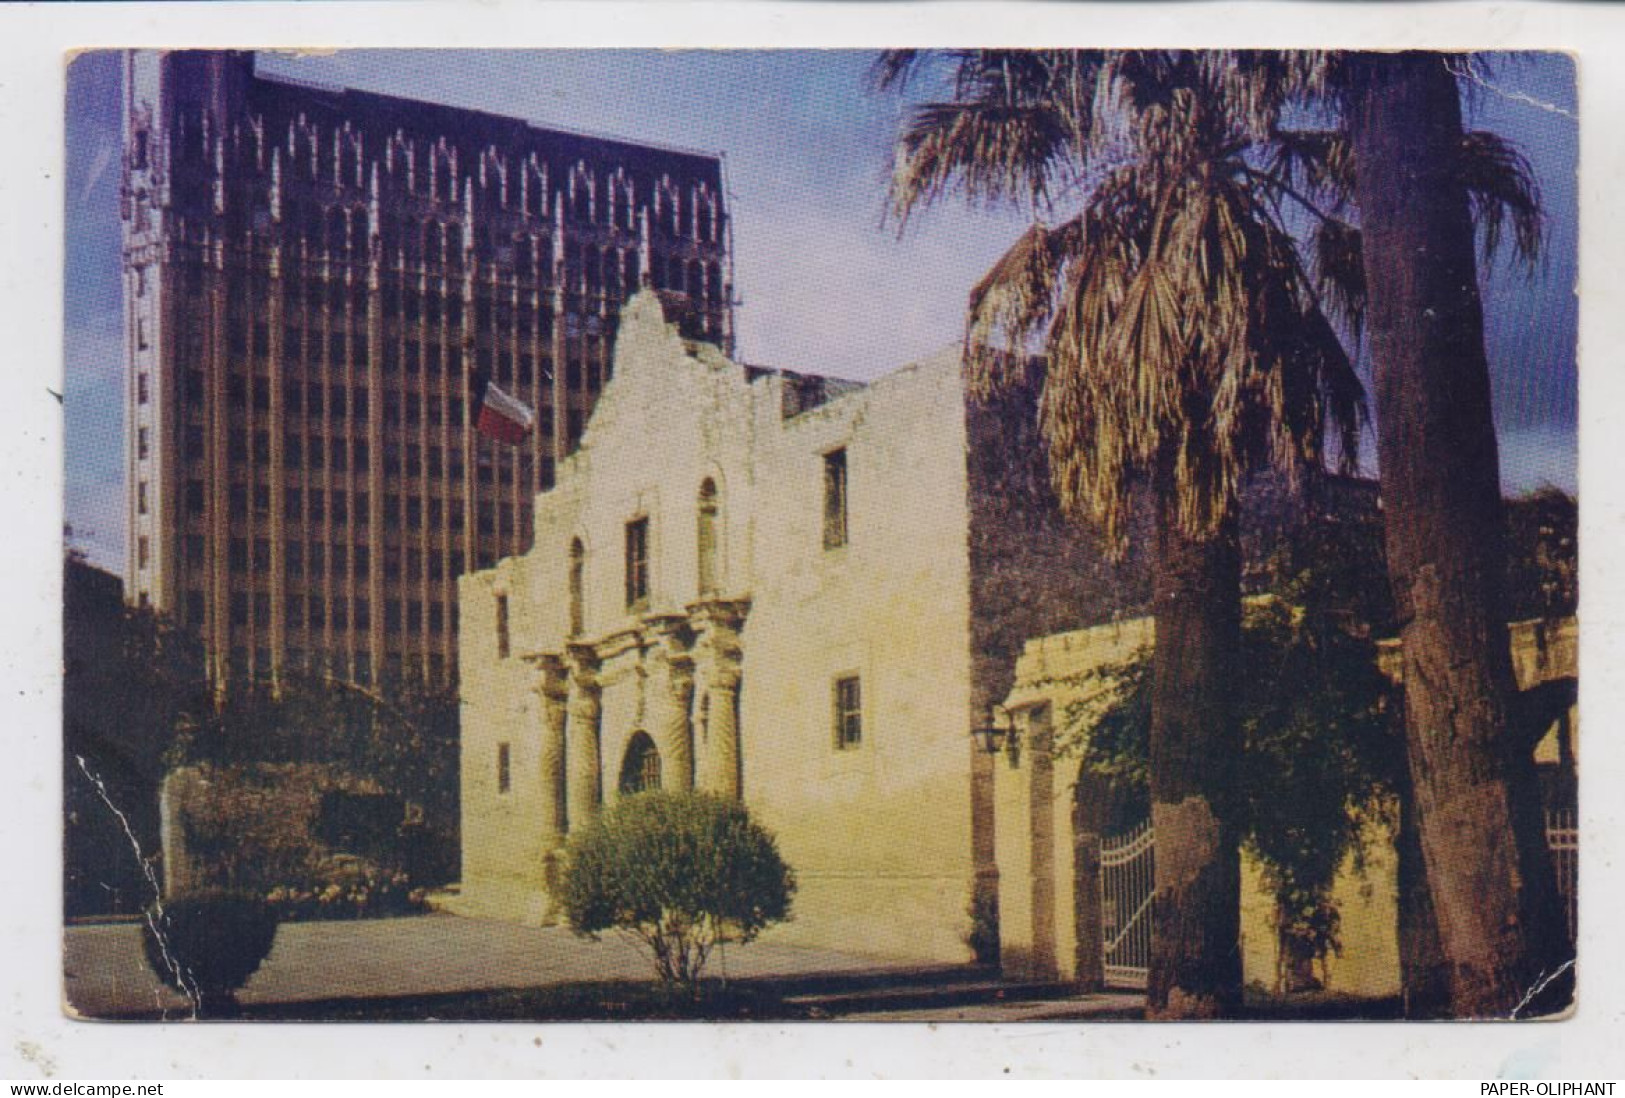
<box><xmin>120</xmin><ymin>50</ymin><xmax>732</xmax><ymax>688</ymax></box>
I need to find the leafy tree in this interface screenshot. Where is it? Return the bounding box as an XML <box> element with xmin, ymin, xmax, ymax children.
<box><xmin>877</xmin><ymin>49</ymin><xmax>1366</xmax><ymax>1017</ymax></box>
<box><xmin>64</xmin><ymin>557</ymin><xmax>210</xmax><ymax>916</ymax></box>
<box><xmin>560</xmin><ymin>791</ymin><xmax>796</xmax><ymax>989</ymax></box>
<box><xmin>1504</xmin><ymin>487</ymin><xmax>1577</xmax><ymax>622</ymax></box>
<box><xmin>1062</xmin><ymin>593</ymin><xmax>1397</xmax><ymax>992</ymax></box>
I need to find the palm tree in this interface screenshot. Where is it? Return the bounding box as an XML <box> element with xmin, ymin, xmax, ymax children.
<box><xmin>1338</xmin><ymin>51</ymin><xmax>1572</xmax><ymax>1018</ymax></box>
<box><xmin>878</xmin><ymin>50</ymin><xmax>1366</xmax><ymax>1018</ymax></box>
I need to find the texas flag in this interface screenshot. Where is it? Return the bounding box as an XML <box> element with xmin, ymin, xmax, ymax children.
<box><xmin>470</xmin><ymin>368</ymin><xmax>536</xmax><ymax>446</ymax></box>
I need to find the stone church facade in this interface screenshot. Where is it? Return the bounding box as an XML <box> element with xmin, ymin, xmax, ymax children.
<box><xmin>455</xmin><ymin>290</ymin><xmax>1148</xmax><ymax>960</ymax></box>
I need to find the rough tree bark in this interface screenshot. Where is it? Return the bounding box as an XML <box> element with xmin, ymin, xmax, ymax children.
<box><xmin>1348</xmin><ymin>51</ymin><xmax>1573</xmax><ymax>1017</ymax></box>
<box><xmin>1392</xmin><ymin>715</ymin><xmax>1453</xmax><ymax>1018</ymax></box>
<box><xmin>1146</xmin><ymin>480</ymin><xmax>1243</xmax><ymax>1019</ymax></box>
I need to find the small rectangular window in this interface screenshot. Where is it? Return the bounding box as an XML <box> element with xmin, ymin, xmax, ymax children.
<box><xmin>823</xmin><ymin>448</ymin><xmax>848</xmax><ymax>550</ymax></box>
<box><xmin>137</xmin><ymin>427</ymin><xmax>149</xmax><ymax>461</ymax></box>
<box><xmin>496</xmin><ymin>742</ymin><xmax>511</xmax><ymax>794</ymax></box>
<box><xmin>495</xmin><ymin>592</ymin><xmax>510</xmax><ymax>659</ymax></box>
<box><xmin>137</xmin><ymin>373</ymin><xmax>150</xmax><ymax>405</ymax></box>
<box><xmin>625</xmin><ymin>517</ymin><xmax>650</xmax><ymax>609</ymax></box>
<box><xmin>833</xmin><ymin>674</ymin><xmax>862</xmax><ymax>750</ymax></box>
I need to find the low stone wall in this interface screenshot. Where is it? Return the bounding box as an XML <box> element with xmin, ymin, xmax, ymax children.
<box><xmin>158</xmin><ymin>763</ymin><xmax>418</xmax><ymax>918</ymax></box>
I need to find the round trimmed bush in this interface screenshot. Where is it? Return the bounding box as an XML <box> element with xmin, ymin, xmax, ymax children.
<box><xmin>560</xmin><ymin>791</ymin><xmax>795</xmax><ymax>987</ymax></box>
<box><xmin>141</xmin><ymin>889</ymin><xmax>279</xmax><ymax>1016</ymax></box>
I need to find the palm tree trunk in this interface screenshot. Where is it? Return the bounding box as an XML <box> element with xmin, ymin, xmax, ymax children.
<box><xmin>1146</xmin><ymin>481</ymin><xmax>1243</xmax><ymax>1019</ymax></box>
<box><xmin>1348</xmin><ymin>51</ymin><xmax>1573</xmax><ymax>1017</ymax></box>
<box><xmin>1392</xmin><ymin>722</ymin><xmax>1452</xmax><ymax>1017</ymax></box>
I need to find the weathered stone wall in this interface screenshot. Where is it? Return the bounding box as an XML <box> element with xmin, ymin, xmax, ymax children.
<box><xmin>159</xmin><ymin>762</ymin><xmax>386</xmax><ymax>897</ymax></box>
<box><xmin>964</xmin><ymin>378</ymin><xmax>1152</xmax><ymax>928</ymax></box>
<box><xmin>740</xmin><ymin>349</ymin><xmax>976</xmax><ymax>962</ymax></box>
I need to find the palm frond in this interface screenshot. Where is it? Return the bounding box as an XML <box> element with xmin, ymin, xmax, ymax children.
<box><xmin>1458</xmin><ymin>129</ymin><xmax>1543</xmax><ymax>270</ymax></box>
<box><xmin>869</xmin><ymin>49</ymin><xmax>926</xmax><ymax>94</ymax></box>
<box><xmin>963</xmin><ymin>216</ymin><xmax>1084</xmax><ymax>397</ymax></box>
<box><xmin>1309</xmin><ymin>216</ymin><xmax>1365</xmax><ymax>338</ymax></box>
<box><xmin>877</xmin><ymin>49</ymin><xmax>1372</xmax><ymax>551</ymax></box>
<box><xmin>886</xmin><ymin>99</ymin><xmax>1073</xmax><ymax>225</ymax></box>
<box><xmin>1268</xmin><ymin>129</ymin><xmax>1356</xmax><ymax>211</ymax></box>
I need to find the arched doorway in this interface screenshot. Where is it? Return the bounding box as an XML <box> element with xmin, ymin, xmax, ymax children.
<box><xmin>619</xmin><ymin>731</ymin><xmax>662</xmax><ymax>795</ymax></box>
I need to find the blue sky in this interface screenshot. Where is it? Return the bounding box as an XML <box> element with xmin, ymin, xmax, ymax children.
<box><xmin>64</xmin><ymin>50</ymin><xmax>1578</xmax><ymax>571</ymax></box>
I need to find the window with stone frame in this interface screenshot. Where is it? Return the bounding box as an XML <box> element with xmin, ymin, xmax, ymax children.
<box><xmin>569</xmin><ymin>539</ymin><xmax>586</xmax><ymax>636</ymax></box>
<box><xmin>625</xmin><ymin>517</ymin><xmax>650</xmax><ymax>610</ymax></box>
<box><xmin>495</xmin><ymin>592</ymin><xmax>510</xmax><ymax>659</ymax></box>
<box><xmin>833</xmin><ymin>674</ymin><xmax>862</xmax><ymax>750</ymax></box>
<box><xmin>823</xmin><ymin>448</ymin><xmax>848</xmax><ymax>550</ymax></box>
<box><xmin>496</xmin><ymin>742</ymin><xmax>512</xmax><ymax>795</ymax></box>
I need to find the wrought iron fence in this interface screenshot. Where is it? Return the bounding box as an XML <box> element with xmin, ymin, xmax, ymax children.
<box><xmin>1546</xmin><ymin>808</ymin><xmax>1578</xmax><ymax>942</ymax></box>
<box><xmin>1100</xmin><ymin>817</ymin><xmax>1155</xmax><ymax>989</ymax></box>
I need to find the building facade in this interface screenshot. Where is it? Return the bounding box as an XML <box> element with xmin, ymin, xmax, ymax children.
<box><xmin>120</xmin><ymin>50</ymin><xmax>731</xmax><ymax>687</ymax></box>
<box><xmin>456</xmin><ymin>290</ymin><xmax>1148</xmax><ymax>959</ymax></box>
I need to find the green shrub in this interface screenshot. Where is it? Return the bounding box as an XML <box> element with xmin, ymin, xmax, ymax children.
<box><xmin>142</xmin><ymin>889</ymin><xmax>279</xmax><ymax>1017</ymax></box>
<box><xmin>560</xmin><ymin>791</ymin><xmax>796</xmax><ymax>988</ymax></box>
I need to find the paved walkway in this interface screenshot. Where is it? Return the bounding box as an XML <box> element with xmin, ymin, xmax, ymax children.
<box><xmin>63</xmin><ymin>913</ymin><xmax>963</xmax><ymax>1019</ymax></box>
<box><xmin>841</xmin><ymin>996</ymin><xmax>1144</xmax><ymax>1022</ymax></box>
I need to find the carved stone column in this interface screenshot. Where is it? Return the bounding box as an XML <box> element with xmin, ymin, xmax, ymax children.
<box><xmin>689</xmin><ymin>598</ymin><xmax>749</xmax><ymax>798</ymax></box>
<box><xmin>644</xmin><ymin>615</ymin><xmax>695</xmax><ymax>792</ymax></box>
<box><xmin>524</xmin><ymin>652</ymin><xmax>569</xmax><ymax>843</ymax></box>
<box><xmin>564</xmin><ymin>644</ymin><xmax>602</xmax><ymax>833</ymax></box>
<box><xmin>701</xmin><ymin>665</ymin><xmax>742</xmax><ymax>799</ymax></box>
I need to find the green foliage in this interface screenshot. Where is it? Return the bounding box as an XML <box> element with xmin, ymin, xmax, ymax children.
<box><xmin>64</xmin><ymin>558</ymin><xmax>209</xmax><ymax>916</ymax></box>
<box><xmin>1060</xmin><ymin>595</ymin><xmax>1399</xmax><ymax>974</ymax></box>
<box><xmin>561</xmin><ymin>791</ymin><xmax>796</xmax><ymax>988</ymax></box>
<box><xmin>172</xmin><ymin>763</ymin><xmax>428</xmax><ymax>921</ymax></box>
<box><xmin>1504</xmin><ymin>487</ymin><xmax>1577</xmax><ymax>621</ymax></box>
<box><xmin>141</xmin><ymin>889</ymin><xmax>279</xmax><ymax>1016</ymax></box>
<box><xmin>965</xmin><ymin>889</ymin><xmax>1001</xmax><ymax>966</ymax></box>
<box><xmin>167</xmin><ymin>670</ymin><xmax>462</xmax><ymax>889</ymax></box>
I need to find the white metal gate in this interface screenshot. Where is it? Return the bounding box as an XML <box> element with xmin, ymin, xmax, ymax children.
<box><xmin>1100</xmin><ymin>818</ymin><xmax>1155</xmax><ymax>990</ymax></box>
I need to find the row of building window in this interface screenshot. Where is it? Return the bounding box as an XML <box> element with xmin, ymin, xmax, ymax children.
<box><xmin>189</xmin><ymin>479</ymin><xmax>528</xmax><ymax>542</ymax></box>
<box><xmin>194</xmin><ymin>533</ymin><xmax>469</xmax><ymax>583</ymax></box>
<box><xmin>202</xmin><ymin>588</ymin><xmax>452</xmax><ymax>635</ymax></box>
<box><xmin>272</xmin><ymin>172</ymin><xmax>719</xmax><ymax>250</ymax></box>
<box><xmin>182</xmin><ymin>427</ymin><xmax>569</xmax><ymax>487</ymax></box>
<box><xmin>225</xmin><ymin>644</ymin><xmax>449</xmax><ymax>688</ymax></box>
